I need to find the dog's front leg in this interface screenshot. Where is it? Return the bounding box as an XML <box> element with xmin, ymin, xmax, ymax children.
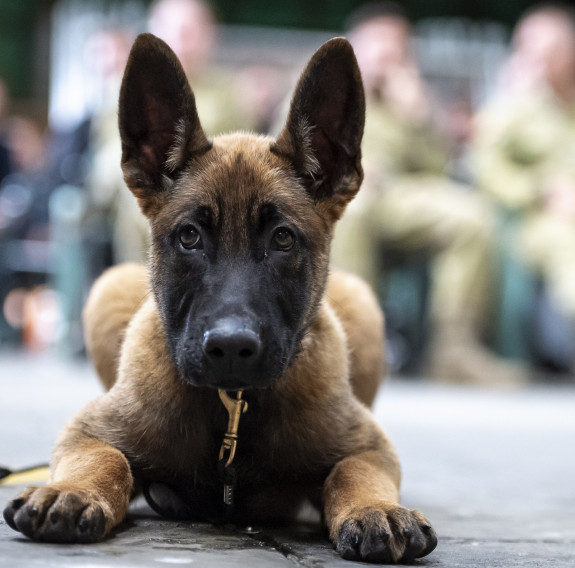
<box><xmin>324</xmin><ymin>449</ymin><xmax>437</xmax><ymax>563</ymax></box>
<box><xmin>4</xmin><ymin>437</ymin><xmax>132</xmax><ymax>543</ymax></box>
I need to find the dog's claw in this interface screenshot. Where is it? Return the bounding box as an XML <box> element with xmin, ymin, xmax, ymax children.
<box><xmin>338</xmin><ymin>519</ymin><xmax>363</xmax><ymax>560</ymax></box>
<box><xmin>3</xmin><ymin>502</ymin><xmax>18</xmax><ymax>531</ymax></box>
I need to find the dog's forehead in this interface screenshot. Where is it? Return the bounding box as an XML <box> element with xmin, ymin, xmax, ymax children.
<box><xmin>162</xmin><ymin>133</ymin><xmax>316</xmax><ymax>227</ymax></box>
<box><xmin>199</xmin><ymin>134</ymin><xmax>288</xmax><ymax>203</ymax></box>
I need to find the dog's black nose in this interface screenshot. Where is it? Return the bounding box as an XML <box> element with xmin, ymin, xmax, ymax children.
<box><xmin>202</xmin><ymin>318</ymin><xmax>262</xmax><ymax>367</ymax></box>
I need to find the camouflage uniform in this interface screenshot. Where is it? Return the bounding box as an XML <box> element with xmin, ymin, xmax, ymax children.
<box><xmin>332</xmin><ymin>99</ymin><xmax>497</xmax><ymax>337</ymax></box>
<box><xmin>475</xmin><ymin>89</ymin><xmax>575</xmax><ymax>323</ymax></box>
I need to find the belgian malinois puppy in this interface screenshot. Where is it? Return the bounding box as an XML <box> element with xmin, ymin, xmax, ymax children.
<box><xmin>4</xmin><ymin>34</ymin><xmax>437</xmax><ymax>563</ymax></box>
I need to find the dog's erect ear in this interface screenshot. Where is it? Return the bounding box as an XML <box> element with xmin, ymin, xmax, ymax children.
<box><xmin>119</xmin><ymin>33</ymin><xmax>210</xmax><ymax>211</ymax></box>
<box><xmin>272</xmin><ymin>38</ymin><xmax>365</xmax><ymax>221</ymax></box>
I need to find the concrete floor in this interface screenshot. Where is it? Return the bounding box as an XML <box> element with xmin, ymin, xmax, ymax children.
<box><xmin>1</xmin><ymin>350</ymin><xmax>574</xmax><ymax>567</ymax></box>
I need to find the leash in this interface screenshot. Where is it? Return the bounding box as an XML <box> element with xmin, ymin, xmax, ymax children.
<box><xmin>0</xmin><ymin>464</ymin><xmax>50</xmax><ymax>486</ymax></box>
<box><xmin>217</xmin><ymin>389</ymin><xmax>248</xmax><ymax>521</ymax></box>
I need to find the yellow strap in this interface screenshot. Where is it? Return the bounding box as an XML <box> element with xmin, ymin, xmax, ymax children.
<box><xmin>0</xmin><ymin>467</ymin><xmax>50</xmax><ymax>486</ymax></box>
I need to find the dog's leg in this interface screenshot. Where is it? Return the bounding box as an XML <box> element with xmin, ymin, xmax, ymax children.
<box><xmin>326</xmin><ymin>271</ymin><xmax>385</xmax><ymax>408</ymax></box>
<box><xmin>83</xmin><ymin>263</ymin><xmax>149</xmax><ymax>391</ymax></box>
<box><xmin>324</xmin><ymin>449</ymin><xmax>437</xmax><ymax>563</ymax></box>
<box><xmin>3</xmin><ymin>437</ymin><xmax>132</xmax><ymax>543</ymax></box>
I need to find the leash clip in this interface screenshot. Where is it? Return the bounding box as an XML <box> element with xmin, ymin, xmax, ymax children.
<box><xmin>218</xmin><ymin>389</ymin><xmax>248</xmax><ymax>468</ymax></box>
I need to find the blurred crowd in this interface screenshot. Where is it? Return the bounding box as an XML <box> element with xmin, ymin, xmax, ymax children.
<box><xmin>1</xmin><ymin>0</ymin><xmax>575</xmax><ymax>386</ymax></box>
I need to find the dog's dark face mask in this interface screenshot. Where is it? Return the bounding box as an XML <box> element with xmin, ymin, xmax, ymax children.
<box><xmin>118</xmin><ymin>33</ymin><xmax>365</xmax><ymax>390</ymax></box>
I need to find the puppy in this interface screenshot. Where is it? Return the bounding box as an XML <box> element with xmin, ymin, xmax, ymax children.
<box><xmin>4</xmin><ymin>34</ymin><xmax>437</xmax><ymax>563</ymax></box>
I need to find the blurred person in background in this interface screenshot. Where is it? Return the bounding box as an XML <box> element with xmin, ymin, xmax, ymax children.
<box><xmin>0</xmin><ymin>113</ymin><xmax>49</xmax><ymax>347</ymax></box>
<box><xmin>83</xmin><ymin>26</ymin><xmax>142</xmax><ymax>265</ymax></box>
<box><xmin>330</xmin><ymin>2</ymin><xmax>524</xmax><ymax>386</ymax></box>
<box><xmin>235</xmin><ymin>64</ymin><xmax>287</xmax><ymax>135</ymax></box>
<box><xmin>475</xmin><ymin>2</ymin><xmax>575</xmax><ymax>376</ymax></box>
<box><xmin>1</xmin><ymin>113</ymin><xmax>49</xmax><ymax>240</ymax></box>
<box><xmin>148</xmin><ymin>0</ymin><xmax>253</xmax><ymax>136</ymax></box>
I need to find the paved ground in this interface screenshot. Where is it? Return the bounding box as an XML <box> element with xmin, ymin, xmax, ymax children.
<box><xmin>1</xmin><ymin>350</ymin><xmax>574</xmax><ymax>567</ymax></box>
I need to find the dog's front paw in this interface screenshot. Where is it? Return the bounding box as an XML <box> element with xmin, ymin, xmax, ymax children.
<box><xmin>335</xmin><ymin>503</ymin><xmax>437</xmax><ymax>563</ymax></box>
<box><xmin>3</xmin><ymin>485</ymin><xmax>109</xmax><ymax>543</ymax></box>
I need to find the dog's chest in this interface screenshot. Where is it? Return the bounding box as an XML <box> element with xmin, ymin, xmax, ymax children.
<box><xmin>226</xmin><ymin>394</ymin><xmax>345</xmax><ymax>482</ymax></box>
<box><xmin>130</xmin><ymin>390</ymin><xmax>340</xmax><ymax>486</ymax></box>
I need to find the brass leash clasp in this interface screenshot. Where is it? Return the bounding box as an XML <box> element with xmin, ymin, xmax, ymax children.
<box><xmin>218</xmin><ymin>389</ymin><xmax>248</xmax><ymax>468</ymax></box>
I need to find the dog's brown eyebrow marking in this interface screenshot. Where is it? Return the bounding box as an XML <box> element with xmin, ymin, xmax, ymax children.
<box><xmin>195</xmin><ymin>205</ymin><xmax>212</xmax><ymax>226</ymax></box>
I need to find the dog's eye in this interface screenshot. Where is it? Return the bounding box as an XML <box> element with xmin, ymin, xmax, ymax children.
<box><xmin>179</xmin><ymin>225</ymin><xmax>202</xmax><ymax>250</ymax></box>
<box><xmin>271</xmin><ymin>227</ymin><xmax>295</xmax><ymax>251</ymax></box>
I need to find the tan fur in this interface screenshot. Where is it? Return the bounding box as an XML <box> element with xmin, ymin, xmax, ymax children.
<box><xmin>74</xmin><ymin>263</ymin><xmax>405</xmax><ymax>530</ymax></box>
<box><xmin>4</xmin><ymin>35</ymin><xmax>436</xmax><ymax>562</ymax></box>
<box><xmin>83</xmin><ymin>263</ymin><xmax>149</xmax><ymax>391</ymax></box>
<box><xmin>326</xmin><ymin>271</ymin><xmax>385</xmax><ymax>408</ymax></box>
